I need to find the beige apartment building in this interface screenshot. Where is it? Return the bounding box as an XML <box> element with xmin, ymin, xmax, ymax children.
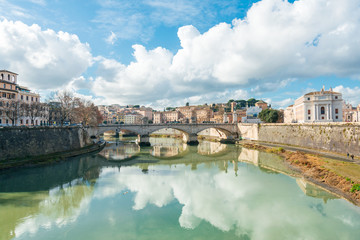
<box><xmin>195</xmin><ymin>108</ymin><xmax>213</xmax><ymax>123</ymax></box>
<box><xmin>284</xmin><ymin>87</ymin><xmax>343</xmax><ymax>123</ymax></box>
<box><xmin>0</xmin><ymin>70</ymin><xmax>47</xmax><ymax>126</ymax></box>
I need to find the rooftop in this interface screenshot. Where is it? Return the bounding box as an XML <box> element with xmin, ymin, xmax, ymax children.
<box><xmin>0</xmin><ymin>69</ymin><xmax>18</xmax><ymax>75</ymax></box>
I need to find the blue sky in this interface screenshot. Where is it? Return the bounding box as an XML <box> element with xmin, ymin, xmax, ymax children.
<box><xmin>0</xmin><ymin>0</ymin><xmax>360</xmax><ymax>109</ymax></box>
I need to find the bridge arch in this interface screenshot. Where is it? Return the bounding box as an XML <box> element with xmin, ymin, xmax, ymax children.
<box><xmin>87</xmin><ymin>123</ymin><xmax>240</xmax><ymax>145</ymax></box>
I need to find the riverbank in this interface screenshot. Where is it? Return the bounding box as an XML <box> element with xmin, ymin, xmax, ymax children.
<box><xmin>238</xmin><ymin>142</ymin><xmax>360</xmax><ymax>206</ymax></box>
<box><xmin>0</xmin><ymin>142</ymin><xmax>106</xmax><ymax>170</ymax></box>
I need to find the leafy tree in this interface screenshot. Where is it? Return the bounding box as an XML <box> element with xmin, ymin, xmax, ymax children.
<box><xmin>259</xmin><ymin>109</ymin><xmax>279</xmax><ymax>123</ymax></box>
<box><xmin>186</xmin><ymin>102</ymin><xmax>189</xmax><ymax>106</ymax></box>
<box><xmin>133</xmin><ymin>105</ymin><xmax>140</xmax><ymax>108</ymax></box>
<box><xmin>247</xmin><ymin>98</ymin><xmax>258</xmax><ymax>107</ymax></box>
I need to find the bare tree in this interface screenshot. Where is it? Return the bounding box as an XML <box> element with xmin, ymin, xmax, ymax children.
<box><xmin>48</xmin><ymin>90</ymin><xmax>76</xmax><ymax>126</ymax></box>
<box><xmin>46</xmin><ymin>90</ymin><xmax>102</xmax><ymax>127</ymax></box>
<box><xmin>73</xmin><ymin>98</ymin><xmax>103</xmax><ymax>126</ymax></box>
<box><xmin>28</xmin><ymin>102</ymin><xmax>46</xmax><ymax>125</ymax></box>
<box><xmin>0</xmin><ymin>99</ymin><xmax>22</xmax><ymax>126</ymax></box>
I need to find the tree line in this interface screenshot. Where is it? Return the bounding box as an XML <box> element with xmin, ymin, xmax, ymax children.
<box><xmin>0</xmin><ymin>90</ymin><xmax>102</xmax><ymax>127</ymax></box>
<box><xmin>0</xmin><ymin>99</ymin><xmax>47</xmax><ymax>126</ymax></box>
<box><xmin>48</xmin><ymin>90</ymin><xmax>103</xmax><ymax>126</ymax></box>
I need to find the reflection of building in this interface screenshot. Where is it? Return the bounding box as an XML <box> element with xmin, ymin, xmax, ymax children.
<box><xmin>285</xmin><ymin>87</ymin><xmax>343</xmax><ymax>123</ymax></box>
<box><xmin>296</xmin><ymin>178</ymin><xmax>337</xmax><ymax>203</ymax></box>
<box><xmin>238</xmin><ymin>148</ymin><xmax>259</xmax><ymax>166</ymax></box>
<box><xmin>152</xmin><ymin>146</ymin><xmax>180</xmax><ymax>157</ymax></box>
<box><xmin>197</xmin><ymin>141</ymin><xmax>227</xmax><ymax>155</ymax></box>
<box><xmin>99</xmin><ymin>142</ymin><xmax>140</xmax><ymax>160</ymax></box>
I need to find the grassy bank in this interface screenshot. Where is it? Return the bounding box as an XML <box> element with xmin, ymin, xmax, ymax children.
<box><xmin>239</xmin><ymin>142</ymin><xmax>360</xmax><ymax>206</ymax></box>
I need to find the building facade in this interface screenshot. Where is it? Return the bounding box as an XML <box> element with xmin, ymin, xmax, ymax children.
<box><xmin>284</xmin><ymin>87</ymin><xmax>343</xmax><ymax>123</ymax></box>
<box><xmin>0</xmin><ymin>70</ymin><xmax>47</xmax><ymax>126</ymax></box>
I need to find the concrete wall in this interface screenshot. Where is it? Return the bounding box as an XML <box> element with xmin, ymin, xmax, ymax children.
<box><xmin>238</xmin><ymin>123</ymin><xmax>360</xmax><ymax>156</ymax></box>
<box><xmin>0</xmin><ymin>127</ymin><xmax>92</xmax><ymax>161</ymax></box>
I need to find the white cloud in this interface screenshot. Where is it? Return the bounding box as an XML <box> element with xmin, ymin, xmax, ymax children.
<box><xmin>105</xmin><ymin>31</ymin><xmax>117</xmax><ymax>45</ymax></box>
<box><xmin>334</xmin><ymin>85</ymin><xmax>360</xmax><ymax>106</ymax></box>
<box><xmin>29</xmin><ymin>0</ymin><xmax>46</xmax><ymax>6</ymax></box>
<box><xmin>271</xmin><ymin>98</ymin><xmax>294</xmax><ymax>109</ymax></box>
<box><xmin>0</xmin><ymin>19</ymin><xmax>92</xmax><ymax>90</ymax></box>
<box><xmin>91</xmin><ymin>0</ymin><xmax>360</xmax><ymax>106</ymax></box>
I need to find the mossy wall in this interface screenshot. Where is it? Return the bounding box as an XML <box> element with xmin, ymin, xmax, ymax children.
<box><xmin>0</xmin><ymin>127</ymin><xmax>92</xmax><ymax>161</ymax></box>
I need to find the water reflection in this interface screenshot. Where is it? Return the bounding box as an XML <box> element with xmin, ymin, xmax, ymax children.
<box><xmin>197</xmin><ymin>140</ymin><xmax>227</xmax><ymax>155</ymax></box>
<box><xmin>1</xmin><ymin>139</ymin><xmax>359</xmax><ymax>240</ymax></box>
<box><xmin>150</xmin><ymin>137</ymin><xmax>188</xmax><ymax>158</ymax></box>
<box><xmin>0</xmin><ymin>156</ymin><xmax>102</xmax><ymax>240</ymax></box>
<box><xmin>99</xmin><ymin>141</ymin><xmax>140</xmax><ymax>161</ymax></box>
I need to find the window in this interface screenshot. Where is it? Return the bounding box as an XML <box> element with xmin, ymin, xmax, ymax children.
<box><xmin>336</xmin><ymin>116</ymin><xmax>338</xmax><ymax>119</ymax></box>
<box><xmin>322</xmin><ymin>116</ymin><xmax>324</xmax><ymax>120</ymax></box>
<box><xmin>335</xmin><ymin>108</ymin><xmax>339</xmax><ymax>114</ymax></box>
<box><xmin>335</xmin><ymin>96</ymin><xmax>338</xmax><ymax>99</ymax></box>
<box><xmin>0</xmin><ymin>74</ymin><xmax>3</xmax><ymax>80</ymax></box>
<box><xmin>21</xmin><ymin>95</ymin><xmax>23</xmax><ymax>100</ymax></box>
<box><xmin>308</xmin><ymin>109</ymin><xmax>311</xmax><ymax>114</ymax></box>
<box><xmin>31</xmin><ymin>97</ymin><xmax>33</xmax><ymax>102</ymax></box>
<box><xmin>7</xmin><ymin>75</ymin><xmax>10</xmax><ymax>80</ymax></box>
<box><xmin>307</xmin><ymin>97</ymin><xmax>310</xmax><ymax>101</ymax></box>
<box><xmin>26</xmin><ymin>96</ymin><xmax>28</xmax><ymax>101</ymax></box>
<box><xmin>6</xmin><ymin>119</ymin><xmax>8</xmax><ymax>124</ymax></box>
<box><xmin>2</xmin><ymin>93</ymin><xmax>4</xmax><ymax>98</ymax></box>
<box><xmin>321</xmin><ymin>107</ymin><xmax>325</xmax><ymax>115</ymax></box>
<box><xmin>0</xmin><ymin>119</ymin><xmax>1</xmax><ymax>124</ymax></box>
<box><xmin>20</xmin><ymin>120</ymin><xmax>23</xmax><ymax>124</ymax></box>
<box><xmin>26</xmin><ymin>119</ymin><xmax>28</xmax><ymax>124</ymax></box>
<box><xmin>308</xmin><ymin>116</ymin><xmax>311</xmax><ymax>120</ymax></box>
<box><xmin>3</xmin><ymin>84</ymin><xmax>5</xmax><ymax>88</ymax></box>
<box><xmin>10</xmin><ymin>85</ymin><xmax>12</xmax><ymax>89</ymax></box>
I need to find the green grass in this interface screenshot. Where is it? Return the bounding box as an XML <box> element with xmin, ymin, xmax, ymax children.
<box><xmin>350</xmin><ymin>184</ymin><xmax>360</xmax><ymax>193</ymax></box>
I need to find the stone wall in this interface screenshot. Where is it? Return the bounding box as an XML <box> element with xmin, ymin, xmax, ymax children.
<box><xmin>0</xmin><ymin>127</ymin><xmax>92</xmax><ymax>161</ymax></box>
<box><xmin>238</xmin><ymin>123</ymin><xmax>360</xmax><ymax>156</ymax></box>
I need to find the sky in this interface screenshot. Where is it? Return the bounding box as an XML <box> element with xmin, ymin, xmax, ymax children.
<box><xmin>0</xmin><ymin>0</ymin><xmax>360</xmax><ymax>109</ymax></box>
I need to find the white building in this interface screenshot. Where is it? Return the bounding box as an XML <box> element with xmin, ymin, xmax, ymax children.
<box><xmin>241</xmin><ymin>106</ymin><xmax>263</xmax><ymax>123</ymax></box>
<box><xmin>284</xmin><ymin>87</ymin><xmax>343</xmax><ymax>123</ymax></box>
<box><xmin>124</xmin><ymin>114</ymin><xmax>143</xmax><ymax>124</ymax></box>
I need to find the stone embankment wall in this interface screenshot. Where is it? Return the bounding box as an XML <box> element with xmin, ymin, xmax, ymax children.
<box><xmin>0</xmin><ymin>127</ymin><xmax>92</xmax><ymax>161</ymax></box>
<box><xmin>238</xmin><ymin>123</ymin><xmax>360</xmax><ymax>156</ymax></box>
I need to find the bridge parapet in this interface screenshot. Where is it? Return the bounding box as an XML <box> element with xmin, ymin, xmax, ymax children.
<box><xmin>86</xmin><ymin>123</ymin><xmax>240</xmax><ymax>144</ymax></box>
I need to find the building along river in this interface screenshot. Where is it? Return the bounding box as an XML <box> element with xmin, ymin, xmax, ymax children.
<box><xmin>0</xmin><ymin>137</ymin><xmax>360</xmax><ymax>240</ymax></box>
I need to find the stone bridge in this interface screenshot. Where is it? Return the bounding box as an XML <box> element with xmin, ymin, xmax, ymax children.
<box><xmin>86</xmin><ymin>123</ymin><xmax>240</xmax><ymax>145</ymax></box>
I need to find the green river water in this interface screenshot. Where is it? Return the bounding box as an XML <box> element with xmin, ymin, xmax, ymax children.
<box><xmin>0</xmin><ymin>137</ymin><xmax>360</xmax><ymax>240</ymax></box>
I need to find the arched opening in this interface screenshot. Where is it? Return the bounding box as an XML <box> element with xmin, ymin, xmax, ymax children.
<box><xmin>321</xmin><ymin>107</ymin><xmax>325</xmax><ymax>115</ymax></box>
<box><xmin>197</xmin><ymin>128</ymin><xmax>229</xmax><ymax>141</ymax></box>
<box><xmin>149</xmin><ymin>128</ymin><xmax>189</xmax><ymax>143</ymax></box>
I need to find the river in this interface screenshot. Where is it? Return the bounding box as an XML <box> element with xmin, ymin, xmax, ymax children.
<box><xmin>0</xmin><ymin>137</ymin><xmax>360</xmax><ymax>240</ymax></box>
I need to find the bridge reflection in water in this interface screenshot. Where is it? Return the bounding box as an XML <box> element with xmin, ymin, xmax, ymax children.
<box><xmin>0</xmin><ymin>136</ymin><xmax>347</xmax><ymax>240</ymax></box>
